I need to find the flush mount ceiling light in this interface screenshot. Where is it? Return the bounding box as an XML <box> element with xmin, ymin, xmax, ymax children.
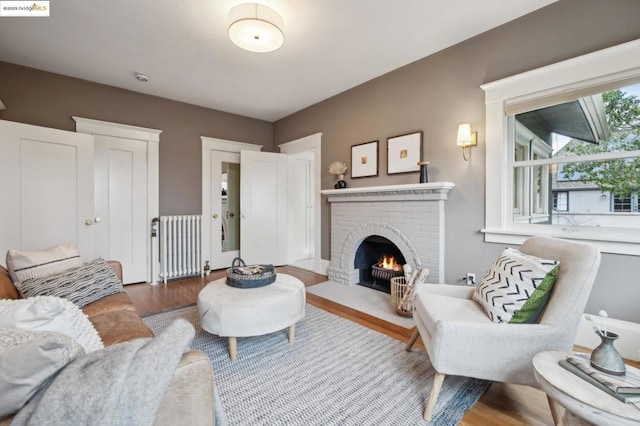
<box><xmin>228</xmin><ymin>3</ymin><xmax>284</xmax><ymax>53</ymax></box>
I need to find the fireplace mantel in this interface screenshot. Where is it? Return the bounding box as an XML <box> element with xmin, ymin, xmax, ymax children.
<box><xmin>321</xmin><ymin>182</ymin><xmax>454</xmax><ymax>202</ymax></box>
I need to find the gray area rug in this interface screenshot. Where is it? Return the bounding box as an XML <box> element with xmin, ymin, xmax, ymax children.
<box><xmin>143</xmin><ymin>304</ymin><xmax>490</xmax><ymax>425</ymax></box>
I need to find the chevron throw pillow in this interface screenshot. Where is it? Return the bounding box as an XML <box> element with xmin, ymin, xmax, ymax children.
<box><xmin>15</xmin><ymin>258</ymin><xmax>124</xmax><ymax>308</ymax></box>
<box><xmin>473</xmin><ymin>248</ymin><xmax>559</xmax><ymax>324</ymax></box>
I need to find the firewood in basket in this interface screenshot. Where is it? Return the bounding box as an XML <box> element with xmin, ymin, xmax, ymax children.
<box><xmin>236</xmin><ymin>265</ymin><xmax>265</xmax><ymax>275</ymax></box>
<box><xmin>399</xmin><ymin>268</ymin><xmax>430</xmax><ymax>311</ymax></box>
<box><xmin>397</xmin><ymin>270</ymin><xmax>418</xmax><ymax>312</ymax></box>
<box><xmin>403</xmin><ymin>264</ymin><xmax>412</xmax><ymax>281</ymax></box>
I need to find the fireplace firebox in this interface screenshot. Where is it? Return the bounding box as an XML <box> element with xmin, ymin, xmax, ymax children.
<box><xmin>354</xmin><ymin>235</ymin><xmax>406</xmax><ymax>294</ymax></box>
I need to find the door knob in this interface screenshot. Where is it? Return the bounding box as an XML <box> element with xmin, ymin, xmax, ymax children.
<box><xmin>212</xmin><ymin>214</ymin><xmax>219</xmax><ymax>219</ymax></box>
<box><xmin>84</xmin><ymin>219</ymin><xmax>94</xmax><ymax>226</ymax></box>
<box><xmin>94</xmin><ymin>216</ymin><xmax>102</xmax><ymax>223</ymax></box>
<box><xmin>229</xmin><ymin>212</ymin><xmax>235</xmax><ymax>217</ymax></box>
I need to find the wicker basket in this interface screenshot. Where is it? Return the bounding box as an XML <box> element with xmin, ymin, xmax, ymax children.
<box><xmin>226</xmin><ymin>257</ymin><xmax>276</xmax><ymax>289</ymax></box>
<box><xmin>390</xmin><ymin>276</ymin><xmax>413</xmax><ymax>317</ymax></box>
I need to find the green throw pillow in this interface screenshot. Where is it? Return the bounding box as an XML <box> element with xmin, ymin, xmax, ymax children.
<box><xmin>509</xmin><ymin>265</ymin><xmax>558</xmax><ymax>324</ymax></box>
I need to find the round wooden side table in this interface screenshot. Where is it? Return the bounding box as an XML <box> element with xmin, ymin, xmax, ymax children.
<box><xmin>533</xmin><ymin>351</ymin><xmax>640</xmax><ymax>425</ymax></box>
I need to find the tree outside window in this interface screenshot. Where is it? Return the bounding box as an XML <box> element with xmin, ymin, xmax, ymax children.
<box><xmin>561</xmin><ymin>89</ymin><xmax>640</xmax><ymax>203</ymax></box>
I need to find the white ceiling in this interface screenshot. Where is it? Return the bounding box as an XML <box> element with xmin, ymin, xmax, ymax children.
<box><xmin>0</xmin><ymin>0</ymin><xmax>557</xmax><ymax>122</ymax></box>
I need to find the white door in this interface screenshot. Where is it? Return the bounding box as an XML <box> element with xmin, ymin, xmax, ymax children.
<box><xmin>201</xmin><ymin>137</ymin><xmax>262</xmax><ymax>271</ymax></box>
<box><xmin>0</xmin><ymin>120</ymin><xmax>95</xmax><ymax>258</ymax></box>
<box><xmin>289</xmin><ymin>154</ymin><xmax>313</xmax><ymax>262</ymax></box>
<box><xmin>240</xmin><ymin>150</ymin><xmax>288</xmax><ymax>265</ymax></box>
<box><xmin>209</xmin><ymin>150</ymin><xmax>240</xmax><ymax>269</ymax></box>
<box><xmin>278</xmin><ymin>133</ymin><xmax>322</xmax><ymax>274</ymax></box>
<box><xmin>94</xmin><ymin>135</ymin><xmax>148</xmax><ymax>283</ymax></box>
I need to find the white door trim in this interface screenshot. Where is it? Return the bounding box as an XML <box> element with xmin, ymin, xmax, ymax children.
<box><xmin>201</xmin><ymin>136</ymin><xmax>262</xmax><ymax>270</ymax></box>
<box><xmin>73</xmin><ymin>116</ymin><xmax>161</xmax><ymax>283</ymax></box>
<box><xmin>278</xmin><ymin>133</ymin><xmax>324</xmax><ymax>274</ymax></box>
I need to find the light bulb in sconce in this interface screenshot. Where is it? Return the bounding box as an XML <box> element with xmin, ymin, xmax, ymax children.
<box><xmin>456</xmin><ymin>123</ymin><xmax>477</xmax><ymax>161</ymax></box>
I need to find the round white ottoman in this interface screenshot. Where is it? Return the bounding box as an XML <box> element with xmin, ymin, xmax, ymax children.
<box><xmin>197</xmin><ymin>273</ymin><xmax>306</xmax><ymax>361</ymax></box>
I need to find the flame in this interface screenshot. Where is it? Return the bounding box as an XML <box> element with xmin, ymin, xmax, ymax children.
<box><xmin>378</xmin><ymin>255</ymin><xmax>402</xmax><ymax>271</ymax></box>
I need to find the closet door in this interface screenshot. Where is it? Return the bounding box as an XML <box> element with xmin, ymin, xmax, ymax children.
<box><xmin>74</xmin><ymin>117</ymin><xmax>161</xmax><ymax>284</ymax></box>
<box><xmin>240</xmin><ymin>150</ymin><xmax>288</xmax><ymax>266</ymax></box>
<box><xmin>94</xmin><ymin>135</ymin><xmax>148</xmax><ymax>283</ymax></box>
<box><xmin>0</xmin><ymin>120</ymin><xmax>95</xmax><ymax>259</ymax></box>
<box><xmin>288</xmin><ymin>154</ymin><xmax>313</xmax><ymax>262</ymax></box>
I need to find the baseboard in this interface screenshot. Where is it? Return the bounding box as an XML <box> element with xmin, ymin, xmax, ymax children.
<box><xmin>288</xmin><ymin>258</ymin><xmax>329</xmax><ymax>276</ymax></box>
<box><xmin>574</xmin><ymin>314</ymin><xmax>640</xmax><ymax>362</ymax></box>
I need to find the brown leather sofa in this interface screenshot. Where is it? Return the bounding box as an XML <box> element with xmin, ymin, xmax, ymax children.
<box><xmin>0</xmin><ymin>261</ymin><xmax>215</xmax><ymax>425</ymax></box>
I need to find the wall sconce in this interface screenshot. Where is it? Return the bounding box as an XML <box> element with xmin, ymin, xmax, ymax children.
<box><xmin>456</xmin><ymin>123</ymin><xmax>477</xmax><ymax>161</ymax></box>
<box><xmin>0</xmin><ymin>100</ymin><xmax>5</xmax><ymax>111</ymax></box>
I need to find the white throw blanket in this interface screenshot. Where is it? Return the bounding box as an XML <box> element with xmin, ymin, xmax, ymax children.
<box><xmin>13</xmin><ymin>319</ymin><xmax>195</xmax><ymax>426</ymax></box>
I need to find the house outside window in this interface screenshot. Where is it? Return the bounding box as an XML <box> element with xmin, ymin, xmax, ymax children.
<box><xmin>553</xmin><ymin>191</ymin><xmax>568</xmax><ymax>212</ymax></box>
<box><xmin>614</xmin><ymin>193</ymin><xmax>639</xmax><ymax>212</ymax></box>
<box><xmin>481</xmin><ymin>39</ymin><xmax>640</xmax><ymax>255</ymax></box>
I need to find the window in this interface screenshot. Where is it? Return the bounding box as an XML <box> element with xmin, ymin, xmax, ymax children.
<box><xmin>512</xmin><ymin>123</ymin><xmax>552</xmax><ymax>223</ymax></box>
<box><xmin>481</xmin><ymin>39</ymin><xmax>640</xmax><ymax>255</ymax></box>
<box><xmin>554</xmin><ymin>192</ymin><xmax>568</xmax><ymax>212</ymax></box>
<box><xmin>513</xmin><ymin>85</ymin><xmax>640</xmax><ymax>228</ymax></box>
<box><xmin>614</xmin><ymin>193</ymin><xmax>638</xmax><ymax>212</ymax></box>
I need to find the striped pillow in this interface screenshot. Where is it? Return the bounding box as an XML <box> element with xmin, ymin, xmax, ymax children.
<box><xmin>6</xmin><ymin>243</ymin><xmax>83</xmax><ymax>283</ymax></box>
<box><xmin>15</xmin><ymin>258</ymin><xmax>124</xmax><ymax>308</ymax></box>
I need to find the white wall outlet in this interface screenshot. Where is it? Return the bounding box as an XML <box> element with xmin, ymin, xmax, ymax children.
<box><xmin>466</xmin><ymin>273</ymin><xmax>476</xmax><ymax>286</ymax></box>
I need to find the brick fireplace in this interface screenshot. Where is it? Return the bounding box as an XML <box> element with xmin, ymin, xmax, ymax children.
<box><xmin>322</xmin><ymin>183</ymin><xmax>454</xmax><ymax>287</ymax></box>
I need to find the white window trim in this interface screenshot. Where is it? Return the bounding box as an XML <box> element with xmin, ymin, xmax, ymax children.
<box><xmin>481</xmin><ymin>38</ymin><xmax>640</xmax><ymax>255</ymax></box>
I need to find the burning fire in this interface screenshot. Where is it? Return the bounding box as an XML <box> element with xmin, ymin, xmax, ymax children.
<box><xmin>378</xmin><ymin>255</ymin><xmax>402</xmax><ymax>271</ymax></box>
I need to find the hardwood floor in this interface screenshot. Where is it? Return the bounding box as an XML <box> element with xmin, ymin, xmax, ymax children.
<box><xmin>126</xmin><ymin>266</ymin><xmax>623</xmax><ymax>425</ymax></box>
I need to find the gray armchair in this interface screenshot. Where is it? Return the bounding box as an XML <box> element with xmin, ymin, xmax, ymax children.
<box><xmin>406</xmin><ymin>236</ymin><xmax>601</xmax><ymax>421</ymax></box>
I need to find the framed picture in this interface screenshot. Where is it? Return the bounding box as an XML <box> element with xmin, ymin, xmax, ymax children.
<box><xmin>387</xmin><ymin>131</ymin><xmax>423</xmax><ymax>175</ymax></box>
<box><xmin>351</xmin><ymin>140</ymin><xmax>379</xmax><ymax>178</ymax></box>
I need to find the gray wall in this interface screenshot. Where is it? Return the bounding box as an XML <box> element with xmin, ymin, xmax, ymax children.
<box><xmin>273</xmin><ymin>0</ymin><xmax>640</xmax><ymax>323</ymax></box>
<box><xmin>0</xmin><ymin>0</ymin><xmax>638</xmax><ymax>322</ymax></box>
<box><xmin>0</xmin><ymin>62</ymin><xmax>273</xmax><ymax>215</ymax></box>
